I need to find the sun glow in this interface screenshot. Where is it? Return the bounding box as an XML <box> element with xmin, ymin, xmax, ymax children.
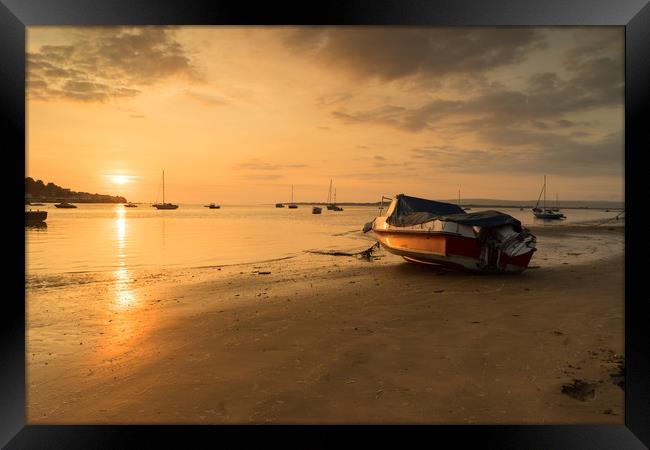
<box><xmin>111</xmin><ymin>175</ymin><xmax>130</xmax><ymax>185</ymax></box>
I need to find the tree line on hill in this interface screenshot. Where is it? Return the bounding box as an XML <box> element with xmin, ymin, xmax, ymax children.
<box><xmin>25</xmin><ymin>177</ymin><xmax>127</xmax><ymax>203</ymax></box>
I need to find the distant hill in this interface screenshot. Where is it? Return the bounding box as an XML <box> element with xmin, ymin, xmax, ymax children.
<box><xmin>25</xmin><ymin>177</ymin><xmax>127</xmax><ymax>203</ymax></box>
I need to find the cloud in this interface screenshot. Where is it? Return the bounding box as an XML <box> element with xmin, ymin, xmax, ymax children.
<box><xmin>239</xmin><ymin>174</ymin><xmax>284</xmax><ymax>180</ymax></box>
<box><xmin>28</xmin><ymin>27</ymin><xmax>196</xmax><ymax>102</ymax></box>
<box><xmin>324</xmin><ymin>29</ymin><xmax>623</xmax><ymax>180</ymax></box>
<box><xmin>284</xmin><ymin>28</ymin><xmax>547</xmax><ymax>81</ymax></box>
<box><xmin>186</xmin><ymin>90</ymin><xmax>228</xmax><ymax>106</ymax></box>
<box><xmin>411</xmin><ymin>130</ymin><xmax>623</xmax><ymax>176</ymax></box>
<box><xmin>332</xmin><ymin>62</ymin><xmax>622</xmax><ymax>133</ymax></box>
<box><xmin>234</xmin><ymin>159</ymin><xmax>308</xmax><ymax>171</ymax></box>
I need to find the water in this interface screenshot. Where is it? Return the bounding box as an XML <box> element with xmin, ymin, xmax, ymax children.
<box><xmin>25</xmin><ymin>203</ymin><xmax>620</xmax><ymax>277</ymax></box>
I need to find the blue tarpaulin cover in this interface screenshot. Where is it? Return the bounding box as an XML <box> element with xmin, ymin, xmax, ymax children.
<box><xmin>386</xmin><ymin>194</ymin><xmax>522</xmax><ymax>230</ymax></box>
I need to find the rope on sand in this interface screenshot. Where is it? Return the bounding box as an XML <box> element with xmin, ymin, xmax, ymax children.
<box><xmin>305</xmin><ymin>242</ymin><xmax>381</xmax><ymax>260</ymax></box>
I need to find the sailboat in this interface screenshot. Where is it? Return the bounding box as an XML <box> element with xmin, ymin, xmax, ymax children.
<box><xmin>458</xmin><ymin>187</ymin><xmax>471</xmax><ymax>211</ymax></box>
<box><xmin>326</xmin><ymin>180</ymin><xmax>343</xmax><ymax>211</ymax></box>
<box><xmin>326</xmin><ymin>179</ymin><xmax>335</xmax><ymax>210</ymax></box>
<box><xmin>332</xmin><ymin>188</ymin><xmax>343</xmax><ymax>211</ymax></box>
<box><xmin>153</xmin><ymin>170</ymin><xmax>178</xmax><ymax>210</ymax></box>
<box><xmin>532</xmin><ymin>176</ymin><xmax>564</xmax><ymax>220</ymax></box>
<box><xmin>288</xmin><ymin>185</ymin><xmax>298</xmax><ymax>209</ymax></box>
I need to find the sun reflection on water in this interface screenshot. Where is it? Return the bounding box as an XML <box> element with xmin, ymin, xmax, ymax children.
<box><xmin>113</xmin><ymin>264</ymin><xmax>136</xmax><ymax>308</ymax></box>
<box><xmin>113</xmin><ymin>207</ymin><xmax>136</xmax><ymax>309</ymax></box>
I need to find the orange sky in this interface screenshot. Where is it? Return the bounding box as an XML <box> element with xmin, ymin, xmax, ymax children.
<box><xmin>26</xmin><ymin>27</ymin><xmax>624</xmax><ymax>203</ymax></box>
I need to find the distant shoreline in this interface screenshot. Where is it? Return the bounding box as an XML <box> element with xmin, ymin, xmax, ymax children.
<box><xmin>25</xmin><ymin>200</ymin><xmax>624</xmax><ymax>211</ymax></box>
<box><xmin>286</xmin><ymin>202</ymin><xmax>625</xmax><ymax>211</ymax></box>
<box><xmin>26</xmin><ymin>199</ymin><xmax>127</xmax><ymax>204</ymax></box>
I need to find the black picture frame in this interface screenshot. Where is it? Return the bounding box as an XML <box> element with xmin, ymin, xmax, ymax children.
<box><xmin>3</xmin><ymin>0</ymin><xmax>649</xmax><ymax>448</ymax></box>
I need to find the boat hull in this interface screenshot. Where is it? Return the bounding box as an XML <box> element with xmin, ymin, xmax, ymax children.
<box><xmin>373</xmin><ymin>229</ymin><xmax>535</xmax><ymax>273</ymax></box>
<box><xmin>154</xmin><ymin>204</ymin><xmax>178</xmax><ymax>210</ymax></box>
<box><xmin>533</xmin><ymin>211</ymin><xmax>564</xmax><ymax>220</ymax></box>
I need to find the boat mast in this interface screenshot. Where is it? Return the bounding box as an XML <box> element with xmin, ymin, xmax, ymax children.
<box><xmin>334</xmin><ymin>188</ymin><xmax>337</xmax><ymax>204</ymax></box>
<box><xmin>328</xmin><ymin>179</ymin><xmax>332</xmax><ymax>204</ymax></box>
<box><xmin>543</xmin><ymin>175</ymin><xmax>546</xmax><ymax>210</ymax></box>
<box><xmin>291</xmin><ymin>184</ymin><xmax>294</xmax><ymax>203</ymax></box>
<box><xmin>162</xmin><ymin>170</ymin><xmax>165</xmax><ymax>204</ymax></box>
<box><xmin>458</xmin><ymin>187</ymin><xmax>461</xmax><ymax>205</ymax></box>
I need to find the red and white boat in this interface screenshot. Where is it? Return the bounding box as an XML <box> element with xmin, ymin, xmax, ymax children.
<box><xmin>364</xmin><ymin>194</ymin><xmax>537</xmax><ymax>273</ymax></box>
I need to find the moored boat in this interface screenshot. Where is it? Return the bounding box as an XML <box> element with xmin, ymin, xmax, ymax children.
<box><xmin>312</xmin><ymin>206</ymin><xmax>322</xmax><ymax>214</ymax></box>
<box><xmin>275</xmin><ymin>203</ymin><xmax>285</xmax><ymax>208</ymax></box>
<box><xmin>364</xmin><ymin>194</ymin><xmax>537</xmax><ymax>273</ymax></box>
<box><xmin>288</xmin><ymin>184</ymin><xmax>298</xmax><ymax>209</ymax></box>
<box><xmin>153</xmin><ymin>170</ymin><xmax>178</xmax><ymax>210</ymax></box>
<box><xmin>25</xmin><ymin>210</ymin><xmax>48</xmax><ymax>223</ymax></box>
<box><xmin>54</xmin><ymin>201</ymin><xmax>77</xmax><ymax>208</ymax></box>
<box><xmin>208</xmin><ymin>203</ymin><xmax>221</xmax><ymax>209</ymax></box>
<box><xmin>326</xmin><ymin>180</ymin><xmax>343</xmax><ymax>211</ymax></box>
<box><xmin>125</xmin><ymin>202</ymin><xmax>138</xmax><ymax>207</ymax></box>
<box><xmin>534</xmin><ymin>209</ymin><xmax>565</xmax><ymax>220</ymax></box>
<box><xmin>532</xmin><ymin>176</ymin><xmax>565</xmax><ymax>220</ymax></box>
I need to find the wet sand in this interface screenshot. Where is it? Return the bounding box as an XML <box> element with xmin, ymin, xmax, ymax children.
<box><xmin>27</xmin><ymin>223</ymin><xmax>625</xmax><ymax>424</ymax></box>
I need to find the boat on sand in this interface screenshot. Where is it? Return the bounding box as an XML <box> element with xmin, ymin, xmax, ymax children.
<box><xmin>363</xmin><ymin>194</ymin><xmax>537</xmax><ymax>273</ymax></box>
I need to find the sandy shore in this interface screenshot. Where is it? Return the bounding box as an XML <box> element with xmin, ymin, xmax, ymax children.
<box><xmin>27</xmin><ymin>223</ymin><xmax>625</xmax><ymax>424</ymax></box>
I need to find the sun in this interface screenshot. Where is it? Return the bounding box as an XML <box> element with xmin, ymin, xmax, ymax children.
<box><xmin>111</xmin><ymin>175</ymin><xmax>130</xmax><ymax>185</ymax></box>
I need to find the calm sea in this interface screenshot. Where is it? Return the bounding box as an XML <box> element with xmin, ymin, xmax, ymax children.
<box><xmin>26</xmin><ymin>203</ymin><xmax>620</xmax><ymax>276</ymax></box>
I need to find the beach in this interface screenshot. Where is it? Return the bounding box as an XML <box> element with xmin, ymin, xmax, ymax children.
<box><xmin>26</xmin><ymin>221</ymin><xmax>624</xmax><ymax>424</ymax></box>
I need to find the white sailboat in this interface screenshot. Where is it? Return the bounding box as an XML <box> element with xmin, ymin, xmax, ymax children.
<box><xmin>153</xmin><ymin>170</ymin><xmax>178</xmax><ymax>210</ymax></box>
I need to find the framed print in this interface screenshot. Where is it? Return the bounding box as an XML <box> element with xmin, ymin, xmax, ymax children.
<box><xmin>2</xmin><ymin>0</ymin><xmax>649</xmax><ymax>448</ymax></box>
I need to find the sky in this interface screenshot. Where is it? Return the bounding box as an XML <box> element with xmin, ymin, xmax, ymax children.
<box><xmin>26</xmin><ymin>26</ymin><xmax>624</xmax><ymax>203</ymax></box>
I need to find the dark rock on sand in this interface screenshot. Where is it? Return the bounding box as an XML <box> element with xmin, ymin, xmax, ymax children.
<box><xmin>561</xmin><ymin>379</ymin><xmax>596</xmax><ymax>401</ymax></box>
<box><xmin>610</xmin><ymin>359</ymin><xmax>625</xmax><ymax>391</ymax></box>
